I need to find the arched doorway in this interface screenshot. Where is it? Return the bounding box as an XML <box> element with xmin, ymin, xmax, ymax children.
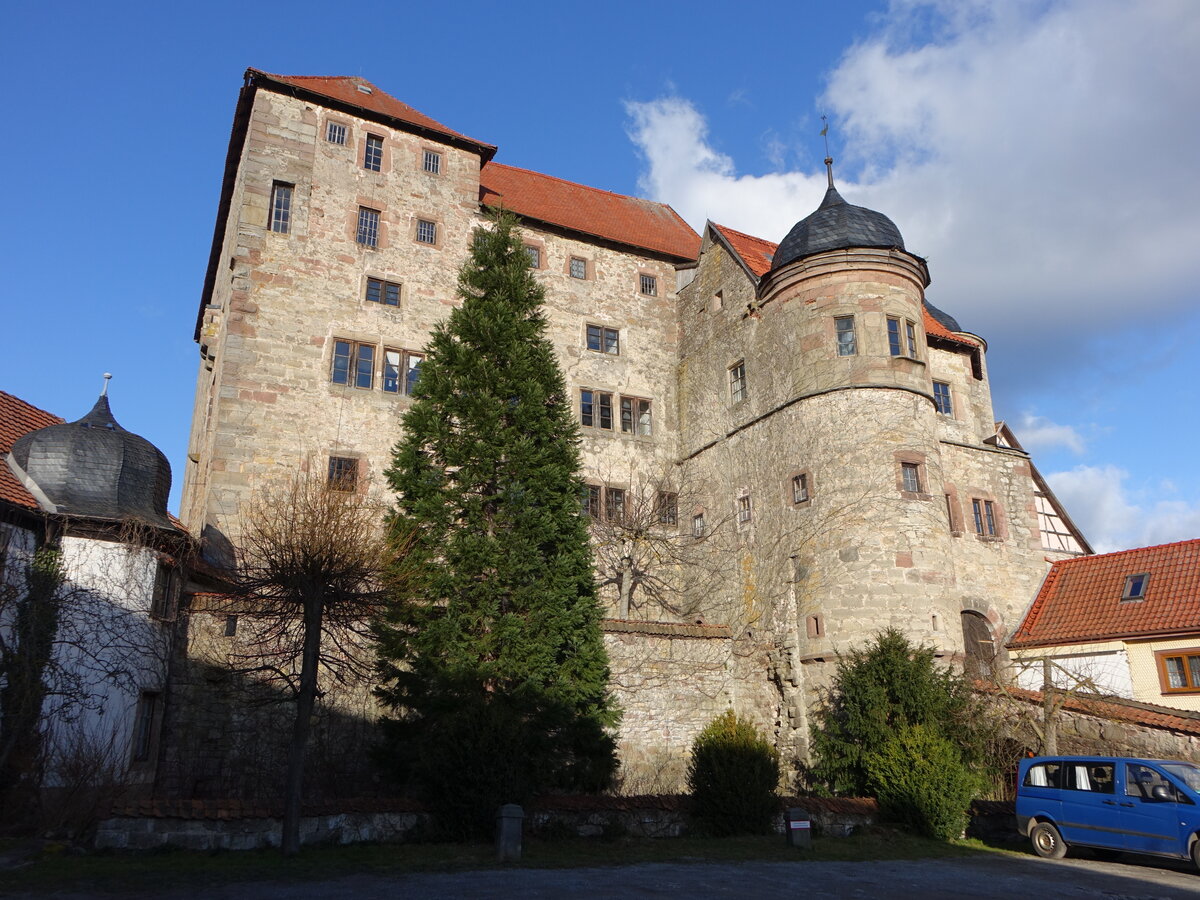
<box><xmin>961</xmin><ymin>610</ymin><xmax>996</xmax><ymax>678</ymax></box>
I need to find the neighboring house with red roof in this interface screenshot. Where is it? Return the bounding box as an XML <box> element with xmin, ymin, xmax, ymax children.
<box><xmin>178</xmin><ymin>69</ymin><xmax>1092</xmax><ymax>787</ymax></box>
<box><xmin>1009</xmin><ymin>539</ymin><xmax>1200</xmax><ymax>710</ymax></box>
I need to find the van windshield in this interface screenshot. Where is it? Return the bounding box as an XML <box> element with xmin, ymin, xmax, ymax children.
<box><xmin>1161</xmin><ymin>763</ymin><xmax>1200</xmax><ymax>792</ymax></box>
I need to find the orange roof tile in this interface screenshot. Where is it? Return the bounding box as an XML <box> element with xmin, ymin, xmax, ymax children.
<box><xmin>710</xmin><ymin>222</ymin><xmax>978</xmax><ymax>347</ymax></box>
<box><xmin>982</xmin><ymin>682</ymin><xmax>1200</xmax><ymax>737</ymax></box>
<box><xmin>480</xmin><ymin>163</ymin><xmax>700</xmax><ymax>262</ymax></box>
<box><xmin>249</xmin><ymin>70</ymin><xmax>495</xmax><ymax>158</ymax></box>
<box><xmin>1010</xmin><ymin>538</ymin><xmax>1200</xmax><ymax>648</ymax></box>
<box><xmin>0</xmin><ymin>391</ymin><xmax>62</xmax><ymax>511</ymax></box>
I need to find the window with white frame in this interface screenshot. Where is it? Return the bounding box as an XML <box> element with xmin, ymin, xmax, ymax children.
<box><xmin>605</xmin><ymin>487</ymin><xmax>626</xmax><ymax>523</ymax></box>
<box><xmin>692</xmin><ymin>511</ymin><xmax>707</xmax><ymax>537</ymax></box>
<box><xmin>729</xmin><ymin>360</ymin><xmax>747</xmax><ymax>403</ymax></box>
<box><xmin>905</xmin><ymin>320</ymin><xmax>919</xmax><ymax>358</ymax></box>
<box><xmin>364</xmin><ymin>134</ymin><xmax>383</xmax><ymax>171</ymax></box>
<box><xmin>416</xmin><ymin>219</ymin><xmax>437</xmax><ymax>245</ymax></box>
<box><xmin>901</xmin><ymin>462</ymin><xmax>922</xmax><ymax>494</ymax></box>
<box><xmin>887</xmin><ymin>317</ymin><xmax>903</xmax><ymax>356</ymax></box>
<box><xmin>328</xmin><ymin>456</ymin><xmax>358</xmax><ymax>491</ymax></box>
<box><xmin>656</xmin><ymin>492</ymin><xmax>678</xmax><ymax>526</ymax></box>
<box><xmin>269</xmin><ymin>182</ymin><xmax>293</xmax><ymax>234</ymax></box>
<box><xmin>525</xmin><ymin>245</ymin><xmax>540</xmax><ymax>268</ymax></box>
<box><xmin>357</xmin><ymin>207</ymin><xmax>380</xmax><ymax>247</ymax></box>
<box><xmin>639</xmin><ymin>273</ymin><xmax>657</xmax><ymax>296</ymax></box>
<box><xmin>620</xmin><ymin>397</ymin><xmax>651</xmax><ymax>436</ymax></box>
<box><xmin>326</xmin><ymin>121</ymin><xmax>347</xmax><ymax>145</ymax></box>
<box><xmin>792</xmin><ymin>473</ymin><xmax>809</xmax><ymax>504</ymax></box>
<box><xmin>933</xmin><ymin>381</ymin><xmax>953</xmax><ymax>415</ymax></box>
<box><xmin>569</xmin><ymin>257</ymin><xmax>587</xmax><ymax>279</ymax></box>
<box><xmin>423</xmin><ymin>149</ymin><xmax>441</xmax><ymax>174</ymax></box>
<box><xmin>737</xmin><ymin>495</ymin><xmax>752</xmax><ymax>524</ymax></box>
<box><xmin>383</xmin><ymin>349</ymin><xmax>423</xmax><ymax>395</ymax></box>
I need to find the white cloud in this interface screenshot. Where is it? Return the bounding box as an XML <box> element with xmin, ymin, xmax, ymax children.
<box><xmin>625</xmin><ymin>0</ymin><xmax>1200</xmax><ymax>347</ymax></box>
<box><xmin>1013</xmin><ymin>413</ymin><xmax>1085</xmax><ymax>455</ymax></box>
<box><xmin>1046</xmin><ymin>464</ymin><xmax>1200</xmax><ymax>553</ymax></box>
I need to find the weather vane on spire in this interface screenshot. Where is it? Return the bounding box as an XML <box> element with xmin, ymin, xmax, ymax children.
<box><xmin>820</xmin><ymin>115</ymin><xmax>834</xmax><ymax>188</ymax></box>
<box><xmin>101</xmin><ymin>373</ymin><xmax>112</xmax><ymax>397</ymax></box>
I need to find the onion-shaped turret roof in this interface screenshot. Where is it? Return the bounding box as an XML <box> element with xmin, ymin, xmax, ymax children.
<box><xmin>8</xmin><ymin>393</ymin><xmax>173</xmax><ymax>529</ymax></box>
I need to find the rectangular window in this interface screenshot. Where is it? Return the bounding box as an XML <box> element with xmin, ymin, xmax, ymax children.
<box><xmin>326</xmin><ymin>121</ymin><xmax>347</xmax><ymax>145</ymax></box>
<box><xmin>792</xmin><ymin>473</ymin><xmax>809</xmax><ymax>504</ymax></box>
<box><xmin>901</xmin><ymin>462</ymin><xmax>922</xmax><ymax>493</ymax></box>
<box><xmin>382</xmin><ymin>349</ymin><xmax>423</xmax><ymax>395</ymax></box>
<box><xmin>364</xmin><ymin>134</ymin><xmax>383</xmax><ymax>171</ymax></box>
<box><xmin>933</xmin><ymin>381</ymin><xmax>953</xmax><ymax>415</ymax></box>
<box><xmin>150</xmin><ymin>564</ymin><xmax>175</xmax><ymax>619</ymax></box>
<box><xmin>639</xmin><ymin>273</ymin><xmax>658</xmax><ymax>296</ymax></box>
<box><xmin>887</xmin><ymin>317</ymin><xmax>902</xmax><ymax>356</ymax></box>
<box><xmin>620</xmin><ymin>397</ymin><xmax>651</xmax><ymax>436</ymax></box>
<box><xmin>692</xmin><ymin>512</ymin><xmax>706</xmax><ymax>537</ymax></box>
<box><xmin>729</xmin><ymin>361</ymin><xmax>747</xmax><ymax>403</ymax></box>
<box><xmin>835</xmin><ymin>316</ymin><xmax>857</xmax><ymax>356</ymax></box>
<box><xmin>357</xmin><ymin>207</ymin><xmax>380</xmax><ymax>247</ymax></box>
<box><xmin>905</xmin><ymin>320</ymin><xmax>919</xmax><ymax>358</ymax></box>
<box><xmin>269</xmin><ymin>182</ymin><xmax>293</xmax><ymax>234</ymax></box>
<box><xmin>605</xmin><ymin>487</ymin><xmax>626</xmax><ymax>523</ymax></box>
<box><xmin>656</xmin><ymin>492</ymin><xmax>678</xmax><ymax>526</ymax></box>
<box><xmin>1122</xmin><ymin>573</ymin><xmax>1149</xmax><ymax>601</ymax></box>
<box><xmin>331</xmin><ymin>340</ymin><xmax>375</xmax><ymax>389</ymax></box>
<box><xmin>972</xmin><ymin>499</ymin><xmax>997</xmax><ymax>536</ymax></box>
<box><xmin>737</xmin><ymin>495</ymin><xmax>752</xmax><ymax>524</ymax></box>
<box><xmin>525</xmin><ymin>245</ymin><xmax>540</xmax><ymax>268</ymax></box>
<box><xmin>580</xmin><ymin>389</ymin><xmax>613</xmax><ymax>429</ymax></box>
<box><xmin>423</xmin><ymin>149</ymin><xmax>441</xmax><ymax>174</ymax></box>
<box><xmin>582</xmin><ymin>484</ymin><xmax>601</xmax><ymax>519</ymax></box>
<box><xmin>570</xmin><ymin>257</ymin><xmax>587</xmax><ymax>279</ymax></box>
<box><xmin>224</xmin><ymin>614</ymin><xmax>238</xmax><ymax>637</ymax></box>
<box><xmin>131</xmin><ymin>692</ymin><xmax>158</xmax><ymax>763</ymax></box>
<box><xmin>586</xmin><ymin>325</ymin><xmax>619</xmax><ymax>355</ymax></box>
<box><xmin>366</xmin><ymin>277</ymin><xmax>401</xmax><ymax>306</ymax></box>
<box><xmin>416</xmin><ymin>219</ymin><xmax>437</xmax><ymax>245</ymax></box>
<box><xmin>328</xmin><ymin>456</ymin><xmax>358</xmax><ymax>491</ymax></box>
<box><xmin>1157</xmin><ymin>650</ymin><xmax>1200</xmax><ymax>693</ymax></box>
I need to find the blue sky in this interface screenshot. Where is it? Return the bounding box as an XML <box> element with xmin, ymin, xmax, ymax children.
<box><xmin>3</xmin><ymin>0</ymin><xmax>1197</xmax><ymax>553</ymax></box>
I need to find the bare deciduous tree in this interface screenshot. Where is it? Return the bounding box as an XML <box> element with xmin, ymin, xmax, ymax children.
<box><xmin>229</xmin><ymin>469</ymin><xmax>408</xmax><ymax>856</ymax></box>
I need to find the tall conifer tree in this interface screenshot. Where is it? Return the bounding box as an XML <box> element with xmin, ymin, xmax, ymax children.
<box><xmin>374</xmin><ymin>212</ymin><xmax>617</xmax><ymax>833</ymax></box>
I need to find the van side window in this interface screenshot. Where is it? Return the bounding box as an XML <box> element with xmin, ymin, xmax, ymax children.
<box><xmin>1023</xmin><ymin>761</ymin><xmax>1062</xmax><ymax>788</ymax></box>
<box><xmin>1066</xmin><ymin>762</ymin><xmax>1114</xmax><ymax>793</ymax></box>
<box><xmin>1126</xmin><ymin>763</ymin><xmax>1177</xmax><ymax>802</ymax></box>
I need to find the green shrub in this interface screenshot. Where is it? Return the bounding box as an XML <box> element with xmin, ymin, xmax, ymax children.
<box><xmin>864</xmin><ymin>724</ymin><xmax>984</xmax><ymax>841</ymax></box>
<box><xmin>687</xmin><ymin>710</ymin><xmax>780</xmax><ymax>836</ymax></box>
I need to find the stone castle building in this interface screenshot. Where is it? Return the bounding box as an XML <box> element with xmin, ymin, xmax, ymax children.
<box><xmin>179</xmin><ymin>68</ymin><xmax>1091</xmax><ymax>787</ymax></box>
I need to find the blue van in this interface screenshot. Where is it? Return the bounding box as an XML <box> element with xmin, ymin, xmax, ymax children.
<box><xmin>1017</xmin><ymin>756</ymin><xmax>1200</xmax><ymax>867</ymax></box>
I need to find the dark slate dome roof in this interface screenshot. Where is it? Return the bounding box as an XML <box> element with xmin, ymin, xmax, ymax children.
<box><xmin>924</xmin><ymin>300</ymin><xmax>964</xmax><ymax>334</ymax></box>
<box><xmin>8</xmin><ymin>394</ymin><xmax>173</xmax><ymax>529</ymax></box>
<box><xmin>771</xmin><ymin>185</ymin><xmax>905</xmax><ymax>271</ymax></box>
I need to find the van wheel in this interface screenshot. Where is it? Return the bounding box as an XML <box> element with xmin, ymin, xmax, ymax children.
<box><xmin>1190</xmin><ymin>838</ymin><xmax>1200</xmax><ymax>871</ymax></box>
<box><xmin>1031</xmin><ymin>821</ymin><xmax>1068</xmax><ymax>859</ymax></box>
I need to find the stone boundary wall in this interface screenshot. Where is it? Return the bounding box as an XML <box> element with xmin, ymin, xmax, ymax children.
<box><xmin>94</xmin><ymin>796</ymin><xmax>879</xmax><ymax>851</ymax></box>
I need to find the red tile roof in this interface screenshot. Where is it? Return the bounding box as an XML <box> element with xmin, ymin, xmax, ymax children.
<box><xmin>480</xmin><ymin>163</ymin><xmax>701</xmax><ymax>262</ymax></box>
<box><xmin>248</xmin><ymin>70</ymin><xmax>496</xmax><ymax>158</ymax></box>
<box><xmin>710</xmin><ymin>222</ymin><xmax>979</xmax><ymax>348</ymax></box>
<box><xmin>982</xmin><ymin>682</ymin><xmax>1200</xmax><ymax>737</ymax></box>
<box><xmin>1010</xmin><ymin>538</ymin><xmax>1200</xmax><ymax>648</ymax></box>
<box><xmin>1</xmin><ymin>391</ymin><xmax>62</xmax><ymax>511</ymax></box>
<box><xmin>602</xmin><ymin>618</ymin><xmax>732</xmax><ymax>639</ymax></box>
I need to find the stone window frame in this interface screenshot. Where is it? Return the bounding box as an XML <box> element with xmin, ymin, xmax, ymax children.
<box><xmin>585</xmin><ymin>323</ymin><xmax>620</xmax><ymax>356</ymax></box>
<box><xmin>422</xmin><ymin>148</ymin><xmax>443</xmax><ymax>175</ymax></box>
<box><xmin>710</xmin><ymin>289</ymin><xmax>724</xmax><ymax>313</ymax></box>
<box><xmin>327</xmin><ymin>455</ymin><xmax>361</xmax><ymax>492</ymax></box>
<box><xmin>944</xmin><ymin>484</ymin><xmax>964</xmax><ymax>535</ymax></box>
<box><xmin>806</xmin><ymin>613</ymin><xmax>825</xmax><ymax>639</ymax></box>
<box><xmin>1155</xmin><ymin>648</ymin><xmax>1200</xmax><ymax>694</ymax></box>
<box><xmin>129</xmin><ymin>691</ymin><xmax>161</xmax><ymax>765</ymax></box>
<box><xmin>365</xmin><ymin>276</ymin><xmax>402</xmax><ymax>308</ymax></box>
<box><xmin>894</xmin><ymin>451</ymin><xmax>932</xmax><ymax>501</ymax></box>
<box><xmin>736</xmin><ymin>491</ymin><xmax>753</xmax><ymax>526</ymax></box>
<box><xmin>603</xmin><ymin>483</ymin><xmax>629</xmax><ymax>524</ymax></box>
<box><xmin>969</xmin><ymin>494</ymin><xmax>1006</xmax><ymax>541</ymax></box>
<box><xmin>363</xmin><ymin>133</ymin><xmax>385</xmax><ymax>172</ymax></box>
<box><xmin>331</xmin><ymin>338</ymin><xmax>377</xmax><ymax>390</ymax></box>
<box><xmin>638</xmin><ymin>272</ymin><xmax>658</xmax><ymax>296</ymax></box>
<box><xmin>523</xmin><ymin>237</ymin><xmax>546</xmax><ymax>270</ymax></box>
<box><xmin>582</xmin><ymin>482</ymin><xmax>602</xmax><ymax>520</ymax></box>
<box><xmin>414</xmin><ymin>216</ymin><xmax>442</xmax><ymax>248</ymax></box>
<box><xmin>655</xmin><ymin>491</ymin><xmax>678</xmax><ymax>527</ymax></box>
<box><xmin>269</xmin><ymin>181</ymin><xmax>293</xmax><ymax>235</ymax></box>
<box><xmin>568</xmin><ymin>256</ymin><xmax>590</xmax><ymax>280</ymax></box>
<box><xmin>692</xmin><ymin>508</ymin><xmax>708</xmax><ymax>538</ymax></box>
<box><xmin>149</xmin><ymin>560</ymin><xmax>179</xmax><ymax>621</ymax></box>
<box><xmin>784</xmin><ymin>468</ymin><xmax>813</xmax><ymax>508</ymax></box>
<box><xmin>325</xmin><ymin>119</ymin><xmax>349</xmax><ymax>146</ymax></box>
<box><xmin>579</xmin><ymin>387</ymin><xmax>615</xmax><ymax>431</ymax></box>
